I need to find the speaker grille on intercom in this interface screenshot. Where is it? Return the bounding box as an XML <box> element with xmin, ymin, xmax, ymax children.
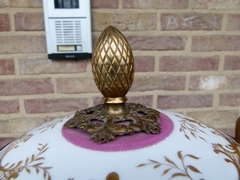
<box><xmin>55</xmin><ymin>20</ymin><xmax>82</xmax><ymax>44</ymax></box>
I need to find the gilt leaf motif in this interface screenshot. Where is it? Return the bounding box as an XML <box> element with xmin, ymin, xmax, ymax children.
<box><xmin>137</xmin><ymin>151</ymin><xmax>202</xmax><ymax>179</ymax></box>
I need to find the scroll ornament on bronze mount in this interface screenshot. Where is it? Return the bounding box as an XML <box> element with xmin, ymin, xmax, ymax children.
<box><xmin>64</xmin><ymin>26</ymin><xmax>161</xmax><ymax>143</ymax></box>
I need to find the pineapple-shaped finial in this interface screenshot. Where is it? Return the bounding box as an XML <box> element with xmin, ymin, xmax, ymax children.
<box><xmin>92</xmin><ymin>26</ymin><xmax>134</xmax><ymax>105</ymax></box>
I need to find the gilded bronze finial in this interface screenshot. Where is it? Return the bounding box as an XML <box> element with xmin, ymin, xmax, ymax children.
<box><xmin>64</xmin><ymin>26</ymin><xmax>161</xmax><ymax>143</ymax></box>
<box><xmin>92</xmin><ymin>25</ymin><xmax>134</xmax><ymax>116</ymax></box>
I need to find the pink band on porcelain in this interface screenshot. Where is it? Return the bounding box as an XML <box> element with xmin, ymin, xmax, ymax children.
<box><xmin>62</xmin><ymin>113</ymin><xmax>173</xmax><ymax>152</ymax></box>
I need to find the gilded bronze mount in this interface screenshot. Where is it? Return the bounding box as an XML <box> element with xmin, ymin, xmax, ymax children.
<box><xmin>64</xmin><ymin>103</ymin><xmax>160</xmax><ymax>143</ymax></box>
<box><xmin>64</xmin><ymin>26</ymin><xmax>161</xmax><ymax>143</ymax></box>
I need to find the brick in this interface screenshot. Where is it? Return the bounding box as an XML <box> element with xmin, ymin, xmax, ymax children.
<box><xmin>135</xmin><ymin>56</ymin><xmax>155</xmax><ymax>72</ymax></box>
<box><xmin>161</xmin><ymin>13</ymin><xmax>222</xmax><ymax>31</ymax></box>
<box><xmin>91</xmin><ymin>0</ymin><xmax>118</xmax><ymax>8</ymax></box>
<box><xmin>190</xmin><ymin>75</ymin><xmax>240</xmax><ymax>90</ymax></box>
<box><xmin>0</xmin><ymin>100</ymin><xmax>19</xmax><ymax>113</ymax></box>
<box><xmin>14</xmin><ymin>12</ymin><xmax>44</xmax><ymax>31</ymax></box>
<box><xmin>224</xmin><ymin>56</ymin><xmax>240</xmax><ymax>70</ymax></box>
<box><xmin>192</xmin><ymin>35</ymin><xmax>240</xmax><ymax>52</ymax></box>
<box><xmin>189</xmin><ymin>75</ymin><xmax>227</xmax><ymax>90</ymax></box>
<box><xmin>187</xmin><ymin>110</ymin><xmax>238</xmax><ymax>126</ymax></box>
<box><xmin>219</xmin><ymin>93</ymin><xmax>240</xmax><ymax>106</ymax></box>
<box><xmin>56</xmin><ymin>77</ymin><xmax>99</xmax><ymax>94</ymax></box>
<box><xmin>193</xmin><ymin>0</ymin><xmax>240</xmax><ymax>9</ymax></box>
<box><xmin>0</xmin><ymin>59</ymin><xmax>14</xmax><ymax>75</ymax></box>
<box><xmin>127</xmin><ymin>36</ymin><xmax>186</xmax><ymax>51</ymax></box>
<box><xmin>122</xmin><ymin>0</ymin><xmax>188</xmax><ymax>9</ymax></box>
<box><xmin>93</xmin><ymin>96</ymin><xmax>104</xmax><ymax>106</ymax></box>
<box><xmin>0</xmin><ymin>117</ymin><xmax>47</xmax><ymax>134</ymax></box>
<box><xmin>222</xmin><ymin>75</ymin><xmax>240</xmax><ymax>89</ymax></box>
<box><xmin>0</xmin><ymin>138</ymin><xmax>15</xmax><ymax>150</ymax></box>
<box><xmin>130</xmin><ymin>75</ymin><xmax>185</xmax><ymax>92</ymax></box>
<box><xmin>9</xmin><ymin>0</ymin><xmax>42</xmax><ymax>7</ymax></box>
<box><xmin>157</xmin><ymin>94</ymin><xmax>213</xmax><ymax>109</ymax></box>
<box><xmin>127</xmin><ymin>95</ymin><xmax>153</xmax><ymax>107</ymax></box>
<box><xmin>0</xmin><ymin>0</ymin><xmax>9</xmax><ymax>7</ymax></box>
<box><xmin>93</xmin><ymin>95</ymin><xmax>153</xmax><ymax>107</ymax></box>
<box><xmin>92</xmin><ymin>12</ymin><xmax>156</xmax><ymax>31</ymax></box>
<box><xmin>19</xmin><ymin>58</ymin><xmax>87</xmax><ymax>75</ymax></box>
<box><xmin>0</xmin><ymin>14</ymin><xmax>10</xmax><ymax>32</ymax></box>
<box><xmin>0</xmin><ymin>36</ymin><xmax>46</xmax><ymax>54</ymax></box>
<box><xmin>227</xmin><ymin>14</ymin><xmax>240</xmax><ymax>31</ymax></box>
<box><xmin>24</xmin><ymin>98</ymin><xmax>88</xmax><ymax>113</ymax></box>
<box><xmin>159</xmin><ymin>56</ymin><xmax>219</xmax><ymax>72</ymax></box>
<box><xmin>0</xmin><ymin>78</ymin><xmax>53</xmax><ymax>95</ymax></box>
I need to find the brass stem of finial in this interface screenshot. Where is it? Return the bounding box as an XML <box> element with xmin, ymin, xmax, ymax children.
<box><xmin>102</xmin><ymin>96</ymin><xmax>128</xmax><ymax>116</ymax></box>
<box><xmin>103</xmin><ymin>96</ymin><xmax>127</xmax><ymax>104</ymax></box>
<box><xmin>102</xmin><ymin>103</ymin><xmax>129</xmax><ymax>117</ymax></box>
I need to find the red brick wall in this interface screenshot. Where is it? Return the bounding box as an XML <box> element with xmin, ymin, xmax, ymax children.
<box><xmin>1</xmin><ymin>0</ymin><xmax>240</xmax><ymax>148</ymax></box>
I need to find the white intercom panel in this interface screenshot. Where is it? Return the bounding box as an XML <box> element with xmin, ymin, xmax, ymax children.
<box><xmin>43</xmin><ymin>0</ymin><xmax>92</xmax><ymax>59</ymax></box>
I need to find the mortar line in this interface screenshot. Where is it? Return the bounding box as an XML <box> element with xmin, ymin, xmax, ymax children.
<box><xmin>9</xmin><ymin>8</ymin><xmax>15</xmax><ymax>32</ymax></box>
<box><xmin>218</xmin><ymin>53</ymin><xmax>225</xmax><ymax>72</ymax></box>
<box><xmin>185</xmin><ymin>72</ymin><xmax>190</xmax><ymax>91</ymax></box>
<box><xmin>19</xmin><ymin>97</ymin><xmax>26</xmax><ymax>115</ymax></box>
<box><xmin>188</xmin><ymin>0</ymin><xmax>193</xmax><ymax>10</ymax></box>
<box><xmin>153</xmin><ymin>93</ymin><xmax>158</xmax><ymax>109</ymax></box>
<box><xmin>221</xmin><ymin>11</ymin><xmax>228</xmax><ymax>32</ymax></box>
<box><xmin>13</xmin><ymin>57</ymin><xmax>20</xmax><ymax>76</ymax></box>
<box><xmin>119</xmin><ymin>0</ymin><xmax>122</xmax><ymax>10</ymax></box>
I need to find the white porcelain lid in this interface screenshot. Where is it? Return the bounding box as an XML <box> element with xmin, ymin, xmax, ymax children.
<box><xmin>1</xmin><ymin>110</ymin><xmax>239</xmax><ymax>180</ymax></box>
